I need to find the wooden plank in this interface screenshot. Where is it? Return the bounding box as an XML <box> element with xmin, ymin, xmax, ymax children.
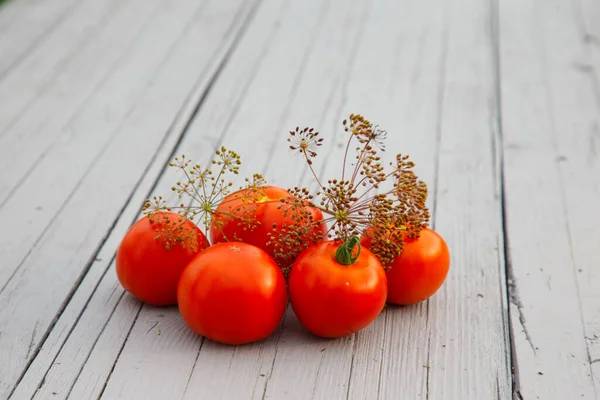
<box><xmin>265</xmin><ymin>0</ymin><xmax>511</xmax><ymax>398</ymax></box>
<box><xmin>100</xmin><ymin>0</ymin><xmax>363</xmax><ymax>398</ymax></box>
<box><xmin>183</xmin><ymin>26</ymin><xmax>365</xmax><ymax>391</ymax></box>
<box><xmin>254</xmin><ymin>0</ymin><xmax>447</xmax><ymax>391</ymax></box>
<box><xmin>0</xmin><ymin>0</ymin><xmax>130</xmax><ymax>135</ymax></box>
<box><xmin>422</xmin><ymin>0</ymin><xmax>512</xmax><ymax>396</ymax></box>
<box><xmin>25</xmin><ymin>0</ymin><xmax>378</xmax><ymax>398</ymax></box>
<box><xmin>6</xmin><ymin>1</ymin><xmax>513</xmax><ymax>399</ymax></box>
<box><xmin>580</xmin><ymin>0</ymin><xmax>600</xmax><ymax>387</ymax></box>
<box><xmin>8</xmin><ymin>1</ymin><xmax>259</xmax><ymax>399</ymax></box>
<box><xmin>0</xmin><ymin>0</ymin><xmax>159</xmax><ymax>227</ymax></box>
<box><xmin>0</xmin><ymin>0</ymin><xmax>81</xmax><ymax>78</ymax></box>
<box><xmin>119</xmin><ymin>1</ymin><xmax>396</xmax><ymax>399</ymax></box>
<box><xmin>0</xmin><ymin>0</ymin><xmax>168</xmax><ymax>294</ymax></box>
<box><xmin>323</xmin><ymin>0</ymin><xmax>445</xmax><ymax>397</ymax></box>
<box><xmin>258</xmin><ymin>0</ymin><xmax>433</xmax><ymax>397</ymax></box>
<box><xmin>0</xmin><ymin>0</ymin><xmax>253</xmax><ymax>398</ymax></box>
<box><xmin>30</xmin><ymin>0</ymin><xmax>514</xmax><ymax>398</ymax></box>
<box><xmin>499</xmin><ymin>0</ymin><xmax>599</xmax><ymax>397</ymax></box>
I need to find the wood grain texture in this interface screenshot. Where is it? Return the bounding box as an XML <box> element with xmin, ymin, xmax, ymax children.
<box><xmin>0</xmin><ymin>0</ymin><xmax>191</xmax><ymax>291</ymax></box>
<box><xmin>423</xmin><ymin>0</ymin><xmax>512</xmax><ymax>396</ymax></box>
<box><xmin>4</xmin><ymin>0</ymin><xmax>514</xmax><ymax>398</ymax></box>
<box><xmin>256</xmin><ymin>4</ymin><xmax>448</xmax><ymax>394</ymax></box>
<box><xmin>261</xmin><ymin>0</ymin><xmax>441</xmax><ymax>398</ymax></box>
<box><xmin>266</xmin><ymin>0</ymin><xmax>511</xmax><ymax>398</ymax></box>
<box><xmin>1</xmin><ymin>0</ymin><xmax>254</xmax><ymax>398</ymax></box>
<box><xmin>43</xmin><ymin>0</ymin><xmax>379</xmax><ymax>398</ymax></box>
<box><xmin>580</xmin><ymin>0</ymin><xmax>600</xmax><ymax>389</ymax></box>
<box><xmin>0</xmin><ymin>0</ymin><xmax>159</xmax><ymax>273</ymax></box>
<box><xmin>181</xmin><ymin>1</ymin><xmax>378</xmax><ymax>399</ymax></box>
<box><xmin>95</xmin><ymin>0</ymin><xmax>509</xmax><ymax>399</ymax></box>
<box><xmin>8</xmin><ymin>1</ymin><xmax>260</xmax><ymax>399</ymax></box>
<box><xmin>101</xmin><ymin>0</ymin><xmax>362</xmax><ymax>398</ymax></box>
<box><xmin>13</xmin><ymin>0</ymin><xmax>600</xmax><ymax>397</ymax></box>
<box><xmin>0</xmin><ymin>0</ymin><xmax>80</xmax><ymax>78</ymax></box>
<box><xmin>499</xmin><ymin>0</ymin><xmax>600</xmax><ymax>397</ymax></box>
<box><xmin>317</xmin><ymin>0</ymin><xmax>445</xmax><ymax>398</ymax></box>
<box><xmin>0</xmin><ymin>0</ymin><xmax>130</xmax><ymax>136</ymax></box>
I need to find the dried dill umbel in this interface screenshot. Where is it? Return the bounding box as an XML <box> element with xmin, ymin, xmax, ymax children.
<box><xmin>272</xmin><ymin>114</ymin><xmax>430</xmax><ymax>269</ymax></box>
<box><xmin>142</xmin><ymin>147</ymin><xmax>268</xmax><ymax>251</ymax></box>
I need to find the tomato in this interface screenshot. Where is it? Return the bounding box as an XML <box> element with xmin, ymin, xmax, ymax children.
<box><xmin>209</xmin><ymin>186</ymin><xmax>327</xmax><ymax>268</ymax></box>
<box><xmin>177</xmin><ymin>242</ymin><xmax>287</xmax><ymax>345</ymax></box>
<box><xmin>116</xmin><ymin>212</ymin><xmax>208</xmax><ymax>306</ymax></box>
<box><xmin>361</xmin><ymin>228</ymin><xmax>450</xmax><ymax>305</ymax></box>
<box><xmin>288</xmin><ymin>240</ymin><xmax>387</xmax><ymax>338</ymax></box>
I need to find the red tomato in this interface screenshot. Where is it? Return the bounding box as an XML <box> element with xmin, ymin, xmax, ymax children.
<box><xmin>361</xmin><ymin>228</ymin><xmax>450</xmax><ymax>305</ymax></box>
<box><xmin>116</xmin><ymin>212</ymin><xmax>208</xmax><ymax>306</ymax></box>
<box><xmin>288</xmin><ymin>241</ymin><xmax>387</xmax><ymax>338</ymax></box>
<box><xmin>209</xmin><ymin>186</ymin><xmax>327</xmax><ymax>267</ymax></box>
<box><xmin>177</xmin><ymin>242</ymin><xmax>287</xmax><ymax>345</ymax></box>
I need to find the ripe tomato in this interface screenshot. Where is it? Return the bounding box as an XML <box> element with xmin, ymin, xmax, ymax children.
<box><xmin>116</xmin><ymin>212</ymin><xmax>208</xmax><ymax>306</ymax></box>
<box><xmin>361</xmin><ymin>228</ymin><xmax>450</xmax><ymax>305</ymax></box>
<box><xmin>209</xmin><ymin>186</ymin><xmax>327</xmax><ymax>268</ymax></box>
<box><xmin>288</xmin><ymin>240</ymin><xmax>387</xmax><ymax>338</ymax></box>
<box><xmin>177</xmin><ymin>242</ymin><xmax>287</xmax><ymax>345</ymax></box>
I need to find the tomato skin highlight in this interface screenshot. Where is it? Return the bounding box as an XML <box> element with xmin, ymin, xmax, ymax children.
<box><xmin>209</xmin><ymin>186</ymin><xmax>327</xmax><ymax>267</ymax></box>
<box><xmin>177</xmin><ymin>242</ymin><xmax>288</xmax><ymax>345</ymax></box>
<box><xmin>361</xmin><ymin>228</ymin><xmax>450</xmax><ymax>305</ymax></box>
<box><xmin>288</xmin><ymin>241</ymin><xmax>387</xmax><ymax>338</ymax></box>
<box><xmin>116</xmin><ymin>212</ymin><xmax>208</xmax><ymax>306</ymax></box>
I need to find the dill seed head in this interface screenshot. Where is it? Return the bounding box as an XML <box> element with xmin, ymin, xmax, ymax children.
<box><xmin>143</xmin><ymin>211</ymin><xmax>200</xmax><ymax>252</ymax></box>
<box><xmin>143</xmin><ymin>148</ymin><xmax>264</xmax><ymax>251</ymax></box>
<box><xmin>287</xmin><ymin>126</ymin><xmax>324</xmax><ymax>164</ymax></box>
<box><xmin>278</xmin><ymin>113</ymin><xmax>430</xmax><ymax>268</ymax></box>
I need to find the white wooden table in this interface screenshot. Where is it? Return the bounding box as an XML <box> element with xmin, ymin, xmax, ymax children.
<box><xmin>0</xmin><ymin>0</ymin><xmax>598</xmax><ymax>398</ymax></box>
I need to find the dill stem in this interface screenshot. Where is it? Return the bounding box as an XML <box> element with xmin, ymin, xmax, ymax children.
<box><xmin>341</xmin><ymin>132</ymin><xmax>354</xmax><ymax>181</ymax></box>
<box><xmin>350</xmin><ymin>139</ymin><xmax>373</xmax><ymax>184</ymax></box>
<box><xmin>208</xmin><ymin>163</ymin><xmax>227</xmax><ymax>205</ymax></box>
<box><xmin>181</xmin><ymin>167</ymin><xmax>206</xmax><ymax>207</ymax></box>
<box><xmin>304</xmin><ymin>150</ymin><xmax>324</xmax><ymax>189</ymax></box>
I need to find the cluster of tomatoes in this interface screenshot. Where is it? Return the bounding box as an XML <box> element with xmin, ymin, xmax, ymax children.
<box><xmin>116</xmin><ymin>186</ymin><xmax>450</xmax><ymax>345</ymax></box>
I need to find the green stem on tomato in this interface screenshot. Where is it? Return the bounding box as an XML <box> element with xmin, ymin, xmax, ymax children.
<box><xmin>335</xmin><ymin>236</ymin><xmax>361</xmax><ymax>266</ymax></box>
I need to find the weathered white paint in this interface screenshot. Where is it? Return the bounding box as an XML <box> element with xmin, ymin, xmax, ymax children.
<box><xmin>500</xmin><ymin>0</ymin><xmax>600</xmax><ymax>398</ymax></box>
<box><xmin>11</xmin><ymin>0</ymin><xmax>512</xmax><ymax>398</ymax></box>
<box><xmin>9</xmin><ymin>0</ymin><xmax>263</xmax><ymax>398</ymax></box>
<box><xmin>0</xmin><ymin>0</ymin><xmax>131</xmax><ymax>135</ymax></box>
<box><xmin>1</xmin><ymin>0</ymin><xmax>254</xmax><ymax>398</ymax></box>
<box><xmin>0</xmin><ymin>0</ymin><xmax>163</xmax><ymax>294</ymax></box>
<box><xmin>0</xmin><ymin>0</ymin><xmax>81</xmax><ymax>77</ymax></box>
<box><xmin>265</xmin><ymin>0</ymin><xmax>511</xmax><ymax>398</ymax></box>
<box><xmin>0</xmin><ymin>0</ymin><xmax>160</xmax><ymax>220</ymax></box>
<box><xmin>577</xmin><ymin>0</ymin><xmax>600</xmax><ymax>390</ymax></box>
<box><xmin>0</xmin><ymin>0</ymin><xmax>198</xmax><ymax>291</ymax></box>
<box><xmin>324</xmin><ymin>0</ymin><xmax>444</xmax><ymax>397</ymax></box>
<box><xmin>3</xmin><ymin>0</ymin><xmax>600</xmax><ymax>398</ymax></box>
<box><xmin>101</xmin><ymin>0</ymin><xmax>367</xmax><ymax>398</ymax></box>
<box><xmin>254</xmin><ymin>0</ymin><xmax>448</xmax><ymax>392</ymax></box>
<box><xmin>180</xmin><ymin>1</ymin><xmax>378</xmax><ymax>399</ymax></box>
<box><xmin>422</xmin><ymin>0</ymin><xmax>512</xmax><ymax>396</ymax></box>
<box><xmin>259</xmin><ymin>0</ymin><xmax>436</xmax><ymax>397</ymax></box>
